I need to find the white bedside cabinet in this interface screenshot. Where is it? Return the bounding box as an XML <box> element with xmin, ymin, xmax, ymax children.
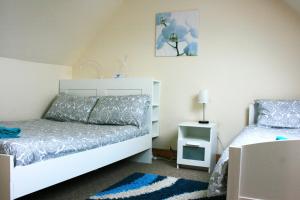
<box><xmin>177</xmin><ymin>122</ymin><xmax>217</xmax><ymax>173</ymax></box>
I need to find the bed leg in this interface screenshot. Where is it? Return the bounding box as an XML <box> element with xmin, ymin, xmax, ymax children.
<box><xmin>130</xmin><ymin>149</ymin><xmax>152</xmax><ymax>164</ymax></box>
<box><xmin>227</xmin><ymin>147</ymin><xmax>241</xmax><ymax>200</ymax></box>
<box><xmin>0</xmin><ymin>155</ymin><xmax>14</xmax><ymax>200</ymax></box>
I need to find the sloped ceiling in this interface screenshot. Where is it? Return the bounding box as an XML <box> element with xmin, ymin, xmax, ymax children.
<box><xmin>0</xmin><ymin>0</ymin><xmax>299</xmax><ymax>66</ymax></box>
<box><xmin>0</xmin><ymin>0</ymin><xmax>122</xmax><ymax>65</ymax></box>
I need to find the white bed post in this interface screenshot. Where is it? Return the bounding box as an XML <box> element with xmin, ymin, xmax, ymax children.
<box><xmin>0</xmin><ymin>155</ymin><xmax>13</xmax><ymax>200</ymax></box>
<box><xmin>227</xmin><ymin>147</ymin><xmax>241</xmax><ymax>200</ymax></box>
<box><xmin>248</xmin><ymin>103</ymin><xmax>255</xmax><ymax>125</ymax></box>
<box><xmin>227</xmin><ymin>103</ymin><xmax>254</xmax><ymax>200</ymax></box>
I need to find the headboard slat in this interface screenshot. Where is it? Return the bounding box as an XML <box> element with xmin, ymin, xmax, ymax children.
<box><xmin>248</xmin><ymin>103</ymin><xmax>255</xmax><ymax>125</ymax></box>
<box><xmin>248</xmin><ymin>103</ymin><xmax>259</xmax><ymax>125</ymax></box>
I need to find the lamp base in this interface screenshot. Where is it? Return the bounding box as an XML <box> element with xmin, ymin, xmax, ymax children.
<box><xmin>198</xmin><ymin>120</ymin><xmax>209</xmax><ymax>124</ymax></box>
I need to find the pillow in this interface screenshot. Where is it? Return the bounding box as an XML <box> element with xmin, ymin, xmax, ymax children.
<box><xmin>44</xmin><ymin>94</ymin><xmax>98</xmax><ymax>123</ymax></box>
<box><xmin>88</xmin><ymin>95</ymin><xmax>151</xmax><ymax>127</ymax></box>
<box><xmin>256</xmin><ymin>99</ymin><xmax>300</xmax><ymax>128</ymax></box>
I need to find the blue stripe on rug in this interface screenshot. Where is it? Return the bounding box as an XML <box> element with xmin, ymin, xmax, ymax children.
<box><xmin>88</xmin><ymin>173</ymin><xmax>208</xmax><ymax>200</ymax></box>
<box><xmin>94</xmin><ymin>173</ymin><xmax>159</xmax><ymax>197</ymax></box>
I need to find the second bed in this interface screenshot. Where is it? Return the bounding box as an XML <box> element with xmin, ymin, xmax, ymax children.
<box><xmin>207</xmin><ymin>100</ymin><xmax>300</xmax><ymax>197</ymax></box>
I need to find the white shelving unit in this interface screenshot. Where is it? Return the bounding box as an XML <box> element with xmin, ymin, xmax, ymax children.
<box><xmin>151</xmin><ymin>80</ymin><xmax>161</xmax><ymax>138</ymax></box>
<box><xmin>177</xmin><ymin>122</ymin><xmax>217</xmax><ymax>173</ymax></box>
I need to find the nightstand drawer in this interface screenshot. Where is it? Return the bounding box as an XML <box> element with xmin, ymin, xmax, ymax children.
<box><xmin>177</xmin><ymin>139</ymin><xmax>211</xmax><ymax>167</ymax></box>
<box><xmin>182</xmin><ymin>145</ymin><xmax>205</xmax><ymax>161</ymax></box>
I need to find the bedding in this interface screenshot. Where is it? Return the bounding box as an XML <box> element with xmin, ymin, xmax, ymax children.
<box><xmin>256</xmin><ymin>99</ymin><xmax>300</xmax><ymax>128</ymax></box>
<box><xmin>207</xmin><ymin>125</ymin><xmax>300</xmax><ymax>197</ymax></box>
<box><xmin>44</xmin><ymin>94</ymin><xmax>98</xmax><ymax>123</ymax></box>
<box><xmin>88</xmin><ymin>95</ymin><xmax>150</xmax><ymax>127</ymax></box>
<box><xmin>0</xmin><ymin>119</ymin><xmax>148</xmax><ymax>166</ymax></box>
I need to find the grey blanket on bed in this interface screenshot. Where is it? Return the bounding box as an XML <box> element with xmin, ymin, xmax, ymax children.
<box><xmin>207</xmin><ymin>125</ymin><xmax>300</xmax><ymax>197</ymax></box>
<box><xmin>0</xmin><ymin>119</ymin><xmax>148</xmax><ymax>166</ymax></box>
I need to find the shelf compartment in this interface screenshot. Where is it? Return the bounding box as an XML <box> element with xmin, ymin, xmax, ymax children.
<box><xmin>179</xmin><ymin>138</ymin><xmax>210</xmax><ymax>145</ymax></box>
<box><xmin>152</xmin><ymin>81</ymin><xmax>160</xmax><ymax>106</ymax></box>
<box><xmin>152</xmin><ymin>106</ymin><xmax>159</xmax><ymax>122</ymax></box>
<box><xmin>179</xmin><ymin>126</ymin><xmax>211</xmax><ymax>142</ymax></box>
<box><xmin>152</xmin><ymin>121</ymin><xmax>159</xmax><ymax>137</ymax></box>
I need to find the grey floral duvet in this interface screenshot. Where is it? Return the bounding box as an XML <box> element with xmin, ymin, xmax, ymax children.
<box><xmin>0</xmin><ymin>119</ymin><xmax>148</xmax><ymax>166</ymax></box>
<box><xmin>207</xmin><ymin>125</ymin><xmax>300</xmax><ymax>197</ymax></box>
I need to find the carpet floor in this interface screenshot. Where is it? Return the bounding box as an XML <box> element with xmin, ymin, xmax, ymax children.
<box><xmin>19</xmin><ymin>159</ymin><xmax>211</xmax><ymax>200</ymax></box>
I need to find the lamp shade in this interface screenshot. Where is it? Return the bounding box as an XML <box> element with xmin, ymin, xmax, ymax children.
<box><xmin>198</xmin><ymin>89</ymin><xmax>209</xmax><ymax>104</ymax></box>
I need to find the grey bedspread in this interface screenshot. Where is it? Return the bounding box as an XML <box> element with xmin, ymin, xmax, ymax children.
<box><xmin>0</xmin><ymin>119</ymin><xmax>148</xmax><ymax>166</ymax></box>
<box><xmin>207</xmin><ymin>125</ymin><xmax>300</xmax><ymax>197</ymax></box>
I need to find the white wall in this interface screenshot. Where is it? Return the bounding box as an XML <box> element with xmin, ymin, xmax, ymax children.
<box><xmin>0</xmin><ymin>57</ymin><xmax>72</xmax><ymax>121</ymax></box>
<box><xmin>74</xmin><ymin>0</ymin><xmax>300</xmax><ymax>151</ymax></box>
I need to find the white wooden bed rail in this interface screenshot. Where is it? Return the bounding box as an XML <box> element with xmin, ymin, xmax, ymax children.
<box><xmin>0</xmin><ymin>78</ymin><xmax>156</xmax><ymax>200</ymax></box>
<box><xmin>227</xmin><ymin>104</ymin><xmax>255</xmax><ymax>200</ymax></box>
<box><xmin>0</xmin><ymin>135</ymin><xmax>151</xmax><ymax>200</ymax></box>
<box><xmin>227</xmin><ymin>103</ymin><xmax>255</xmax><ymax>200</ymax></box>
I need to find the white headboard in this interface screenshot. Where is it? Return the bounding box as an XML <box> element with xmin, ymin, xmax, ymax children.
<box><xmin>59</xmin><ymin>78</ymin><xmax>156</xmax><ymax>136</ymax></box>
<box><xmin>59</xmin><ymin>79</ymin><xmax>154</xmax><ymax>96</ymax></box>
<box><xmin>248</xmin><ymin>103</ymin><xmax>258</xmax><ymax>125</ymax></box>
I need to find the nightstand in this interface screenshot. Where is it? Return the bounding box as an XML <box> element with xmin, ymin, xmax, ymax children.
<box><xmin>177</xmin><ymin>122</ymin><xmax>217</xmax><ymax>173</ymax></box>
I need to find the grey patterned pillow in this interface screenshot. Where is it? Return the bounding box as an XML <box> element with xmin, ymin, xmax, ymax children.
<box><xmin>256</xmin><ymin>99</ymin><xmax>300</xmax><ymax>128</ymax></box>
<box><xmin>88</xmin><ymin>95</ymin><xmax>151</xmax><ymax>127</ymax></box>
<box><xmin>44</xmin><ymin>94</ymin><xmax>98</xmax><ymax>123</ymax></box>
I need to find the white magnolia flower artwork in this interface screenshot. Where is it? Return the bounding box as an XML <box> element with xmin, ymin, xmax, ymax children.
<box><xmin>155</xmin><ymin>10</ymin><xmax>199</xmax><ymax>57</ymax></box>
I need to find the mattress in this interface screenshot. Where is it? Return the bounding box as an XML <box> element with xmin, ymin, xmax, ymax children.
<box><xmin>0</xmin><ymin>119</ymin><xmax>148</xmax><ymax>166</ymax></box>
<box><xmin>207</xmin><ymin>125</ymin><xmax>300</xmax><ymax>197</ymax></box>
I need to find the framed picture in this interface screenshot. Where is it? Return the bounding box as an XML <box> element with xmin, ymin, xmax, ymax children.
<box><xmin>155</xmin><ymin>10</ymin><xmax>199</xmax><ymax>57</ymax></box>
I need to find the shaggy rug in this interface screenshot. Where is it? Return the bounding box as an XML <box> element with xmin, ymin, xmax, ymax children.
<box><xmin>88</xmin><ymin>172</ymin><xmax>213</xmax><ymax>200</ymax></box>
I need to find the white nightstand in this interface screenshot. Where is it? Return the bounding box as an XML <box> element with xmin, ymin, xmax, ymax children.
<box><xmin>177</xmin><ymin>122</ymin><xmax>217</xmax><ymax>173</ymax></box>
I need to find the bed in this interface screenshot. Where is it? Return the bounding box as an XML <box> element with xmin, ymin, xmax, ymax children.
<box><xmin>0</xmin><ymin>78</ymin><xmax>157</xmax><ymax>200</ymax></box>
<box><xmin>207</xmin><ymin>100</ymin><xmax>300</xmax><ymax>199</ymax></box>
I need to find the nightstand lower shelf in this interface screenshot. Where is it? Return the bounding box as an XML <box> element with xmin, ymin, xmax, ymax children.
<box><xmin>177</xmin><ymin>139</ymin><xmax>211</xmax><ymax>171</ymax></box>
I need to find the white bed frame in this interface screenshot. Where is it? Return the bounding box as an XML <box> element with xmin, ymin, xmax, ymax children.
<box><xmin>0</xmin><ymin>78</ymin><xmax>155</xmax><ymax>200</ymax></box>
<box><xmin>227</xmin><ymin>104</ymin><xmax>300</xmax><ymax>200</ymax></box>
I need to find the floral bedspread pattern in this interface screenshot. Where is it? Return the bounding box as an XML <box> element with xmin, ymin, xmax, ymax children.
<box><xmin>256</xmin><ymin>100</ymin><xmax>300</xmax><ymax>128</ymax></box>
<box><xmin>88</xmin><ymin>95</ymin><xmax>150</xmax><ymax>128</ymax></box>
<box><xmin>0</xmin><ymin>119</ymin><xmax>148</xmax><ymax>166</ymax></box>
<box><xmin>44</xmin><ymin>94</ymin><xmax>98</xmax><ymax>123</ymax></box>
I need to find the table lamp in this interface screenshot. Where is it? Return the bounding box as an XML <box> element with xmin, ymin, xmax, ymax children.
<box><xmin>198</xmin><ymin>89</ymin><xmax>209</xmax><ymax>124</ymax></box>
